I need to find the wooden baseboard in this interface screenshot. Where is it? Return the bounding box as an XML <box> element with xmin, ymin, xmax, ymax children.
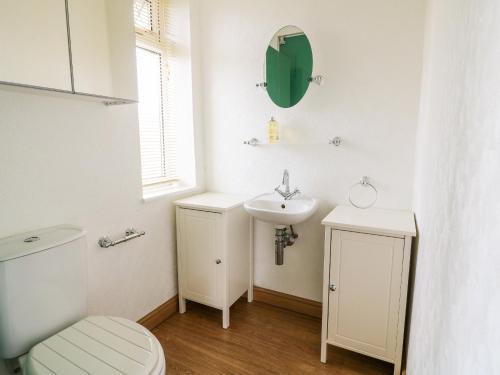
<box><xmin>138</xmin><ymin>294</ymin><xmax>178</xmax><ymax>331</ymax></box>
<box><xmin>137</xmin><ymin>287</ymin><xmax>321</xmax><ymax>329</ymax></box>
<box><xmin>252</xmin><ymin>286</ymin><xmax>322</xmax><ymax>319</ymax></box>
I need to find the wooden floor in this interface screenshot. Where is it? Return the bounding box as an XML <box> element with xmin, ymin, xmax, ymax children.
<box><xmin>152</xmin><ymin>299</ymin><xmax>393</xmax><ymax>375</ymax></box>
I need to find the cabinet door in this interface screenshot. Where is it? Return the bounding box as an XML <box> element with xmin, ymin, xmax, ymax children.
<box><xmin>178</xmin><ymin>209</ymin><xmax>225</xmax><ymax>308</ymax></box>
<box><xmin>67</xmin><ymin>0</ymin><xmax>138</xmax><ymax>100</ymax></box>
<box><xmin>0</xmin><ymin>0</ymin><xmax>72</xmax><ymax>91</ymax></box>
<box><xmin>327</xmin><ymin>230</ymin><xmax>404</xmax><ymax>362</ymax></box>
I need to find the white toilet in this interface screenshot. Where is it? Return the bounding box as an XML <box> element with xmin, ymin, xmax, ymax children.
<box><xmin>0</xmin><ymin>225</ymin><xmax>166</xmax><ymax>375</ymax></box>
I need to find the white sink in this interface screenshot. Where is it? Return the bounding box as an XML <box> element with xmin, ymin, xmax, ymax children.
<box><xmin>244</xmin><ymin>193</ymin><xmax>319</xmax><ymax>225</ymax></box>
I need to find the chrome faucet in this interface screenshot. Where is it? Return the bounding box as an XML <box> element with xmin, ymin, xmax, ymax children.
<box><xmin>275</xmin><ymin>169</ymin><xmax>301</xmax><ymax>200</ymax></box>
<box><xmin>282</xmin><ymin>169</ymin><xmax>290</xmax><ymax>195</ymax></box>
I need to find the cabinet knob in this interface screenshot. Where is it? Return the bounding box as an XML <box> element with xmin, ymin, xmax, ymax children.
<box><xmin>216</xmin><ymin>259</ymin><xmax>222</xmax><ymax>264</ymax></box>
<box><xmin>329</xmin><ymin>283</ymin><xmax>337</xmax><ymax>292</ymax></box>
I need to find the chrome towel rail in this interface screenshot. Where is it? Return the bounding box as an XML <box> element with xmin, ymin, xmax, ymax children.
<box><xmin>98</xmin><ymin>228</ymin><xmax>145</xmax><ymax>248</ymax></box>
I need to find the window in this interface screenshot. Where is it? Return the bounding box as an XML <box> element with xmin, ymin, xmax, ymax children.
<box><xmin>134</xmin><ymin>0</ymin><xmax>176</xmax><ymax>186</ymax></box>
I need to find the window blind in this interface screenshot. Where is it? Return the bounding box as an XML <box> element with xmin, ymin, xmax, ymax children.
<box><xmin>134</xmin><ymin>0</ymin><xmax>176</xmax><ymax>185</ymax></box>
<box><xmin>134</xmin><ymin>0</ymin><xmax>153</xmax><ymax>31</ymax></box>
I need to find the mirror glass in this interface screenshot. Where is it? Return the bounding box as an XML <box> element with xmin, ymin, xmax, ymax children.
<box><xmin>265</xmin><ymin>26</ymin><xmax>313</xmax><ymax>108</ymax></box>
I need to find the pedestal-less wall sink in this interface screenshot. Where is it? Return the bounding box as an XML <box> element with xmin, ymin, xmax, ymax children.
<box><xmin>244</xmin><ymin>193</ymin><xmax>319</xmax><ymax>225</ymax></box>
<box><xmin>244</xmin><ymin>192</ymin><xmax>318</xmax><ymax>265</ymax></box>
<box><xmin>245</xmin><ymin>169</ymin><xmax>319</xmax><ymax>266</ymax></box>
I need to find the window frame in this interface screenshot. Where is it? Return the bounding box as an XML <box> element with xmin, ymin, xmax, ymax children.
<box><xmin>134</xmin><ymin>0</ymin><xmax>177</xmax><ymax>187</ymax></box>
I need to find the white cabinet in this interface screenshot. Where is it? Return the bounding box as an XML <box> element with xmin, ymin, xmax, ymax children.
<box><xmin>0</xmin><ymin>0</ymin><xmax>72</xmax><ymax>91</ymax></box>
<box><xmin>321</xmin><ymin>206</ymin><xmax>416</xmax><ymax>375</ymax></box>
<box><xmin>175</xmin><ymin>193</ymin><xmax>253</xmax><ymax>329</ymax></box>
<box><xmin>0</xmin><ymin>0</ymin><xmax>137</xmax><ymax>104</ymax></box>
<box><xmin>177</xmin><ymin>209</ymin><xmax>225</xmax><ymax>307</ymax></box>
<box><xmin>67</xmin><ymin>0</ymin><xmax>138</xmax><ymax>101</ymax></box>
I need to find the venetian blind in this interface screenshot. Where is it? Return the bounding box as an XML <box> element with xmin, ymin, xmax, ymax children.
<box><xmin>134</xmin><ymin>0</ymin><xmax>176</xmax><ymax>185</ymax></box>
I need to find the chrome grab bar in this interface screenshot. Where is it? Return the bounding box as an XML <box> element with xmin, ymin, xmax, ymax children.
<box><xmin>98</xmin><ymin>228</ymin><xmax>145</xmax><ymax>248</ymax></box>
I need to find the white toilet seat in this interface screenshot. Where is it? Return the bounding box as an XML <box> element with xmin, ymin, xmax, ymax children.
<box><xmin>23</xmin><ymin>316</ymin><xmax>165</xmax><ymax>375</ymax></box>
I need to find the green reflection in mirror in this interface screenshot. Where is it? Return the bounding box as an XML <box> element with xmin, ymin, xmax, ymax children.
<box><xmin>265</xmin><ymin>26</ymin><xmax>313</xmax><ymax>108</ymax></box>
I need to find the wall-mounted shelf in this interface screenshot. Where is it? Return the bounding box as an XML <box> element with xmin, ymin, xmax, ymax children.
<box><xmin>243</xmin><ymin>136</ymin><xmax>343</xmax><ymax>147</ymax></box>
<box><xmin>0</xmin><ymin>81</ymin><xmax>136</xmax><ymax>106</ymax></box>
<box><xmin>243</xmin><ymin>138</ymin><xmax>260</xmax><ymax>146</ymax></box>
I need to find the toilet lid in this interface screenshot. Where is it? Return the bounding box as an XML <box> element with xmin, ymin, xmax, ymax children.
<box><xmin>24</xmin><ymin>316</ymin><xmax>164</xmax><ymax>375</ymax></box>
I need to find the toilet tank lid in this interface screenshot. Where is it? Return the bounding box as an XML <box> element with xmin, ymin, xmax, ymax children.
<box><xmin>0</xmin><ymin>225</ymin><xmax>86</xmax><ymax>263</ymax></box>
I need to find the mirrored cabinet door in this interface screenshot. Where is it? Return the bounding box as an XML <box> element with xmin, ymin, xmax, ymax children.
<box><xmin>67</xmin><ymin>0</ymin><xmax>138</xmax><ymax>101</ymax></box>
<box><xmin>0</xmin><ymin>0</ymin><xmax>72</xmax><ymax>91</ymax></box>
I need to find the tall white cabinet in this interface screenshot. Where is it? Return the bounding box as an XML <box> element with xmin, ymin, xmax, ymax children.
<box><xmin>321</xmin><ymin>206</ymin><xmax>416</xmax><ymax>375</ymax></box>
<box><xmin>175</xmin><ymin>193</ymin><xmax>253</xmax><ymax>329</ymax></box>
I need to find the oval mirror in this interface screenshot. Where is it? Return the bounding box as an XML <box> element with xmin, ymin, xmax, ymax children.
<box><xmin>264</xmin><ymin>26</ymin><xmax>313</xmax><ymax>108</ymax></box>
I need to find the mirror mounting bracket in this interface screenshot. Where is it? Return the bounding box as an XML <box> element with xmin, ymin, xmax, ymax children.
<box><xmin>308</xmin><ymin>75</ymin><xmax>324</xmax><ymax>85</ymax></box>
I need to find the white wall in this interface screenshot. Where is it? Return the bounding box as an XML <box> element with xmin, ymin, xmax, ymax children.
<box><xmin>198</xmin><ymin>0</ymin><xmax>426</xmax><ymax>301</ymax></box>
<box><xmin>407</xmin><ymin>0</ymin><xmax>500</xmax><ymax>373</ymax></box>
<box><xmin>0</xmin><ymin>92</ymin><xmax>171</xmax><ymax>319</ymax></box>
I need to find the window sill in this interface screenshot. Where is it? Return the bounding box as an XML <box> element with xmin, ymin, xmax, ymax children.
<box><xmin>142</xmin><ymin>183</ymin><xmax>201</xmax><ymax>203</ymax></box>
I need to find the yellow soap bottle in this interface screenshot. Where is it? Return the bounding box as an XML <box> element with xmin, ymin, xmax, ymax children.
<box><xmin>268</xmin><ymin>117</ymin><xmax>280</xmax><ymax>144</ymax></box>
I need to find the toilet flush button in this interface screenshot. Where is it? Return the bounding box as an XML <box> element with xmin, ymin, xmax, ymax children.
<box><xmin>24</xmin><ymin>236</ymin><xmax>40</xmax><ymax>243</ymax></box>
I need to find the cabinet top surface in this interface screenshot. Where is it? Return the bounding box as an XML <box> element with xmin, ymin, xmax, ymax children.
<box><xmin>174</xmin><ymin>192</ymin><xmax>251</xmax><ymax>212</ymax></box>
<box><xmin>322</xmin><ymin>205</ymin><xmax>416</xmax><ymax>237</ymax></box>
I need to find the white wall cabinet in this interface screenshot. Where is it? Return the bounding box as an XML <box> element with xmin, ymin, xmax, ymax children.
<box><xmin>67</xmin><ymin>0</ymin><xmax>138</xmax><ymax>101</ymax></box>
<box><xmin>0</xmin><ymin>0</ymin><xmax>72</xmax><ymax>91</ymax></box>
<box><xmin>0</xmin><ymin>0</ymin><xmax>137</xmax><ymax>104</ymax></box>
<box><xmin>175</xmin><ymin>193</ymin><xmax>253</xmax><ymax>329</ymax></box>
<box><xmin>321</xmin><ymin>206</ymin><xmax>416</xmax><ymax>375</ymax></box>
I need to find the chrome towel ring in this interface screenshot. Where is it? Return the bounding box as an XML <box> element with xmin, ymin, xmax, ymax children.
<box><xmin>348</xmin><ymin>176</ymin><xmax>378</xmax><ymax>209</ymax></box>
